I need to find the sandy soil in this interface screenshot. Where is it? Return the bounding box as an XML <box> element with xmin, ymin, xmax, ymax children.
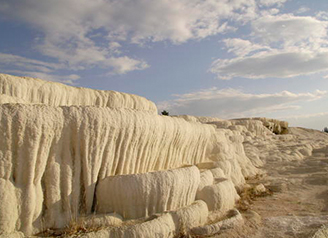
<box><xmin>215</xmin><ymin>128</ymin><xmax>328</xmax><ymax>238</ymax></box>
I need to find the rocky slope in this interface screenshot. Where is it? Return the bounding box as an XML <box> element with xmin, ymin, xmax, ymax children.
<box><xmin>0</xmin><ymin>73</ymin><xmax>327</xmax><ymax>238</ymax></box>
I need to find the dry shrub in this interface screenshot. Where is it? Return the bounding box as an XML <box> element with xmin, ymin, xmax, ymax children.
<box><xmin>236</xmin><ymin>184</ymin><xmax>272</xmax><ymax>212</ymax></box>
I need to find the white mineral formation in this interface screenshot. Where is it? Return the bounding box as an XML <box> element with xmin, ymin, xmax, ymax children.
<box><xmin>0</xmin><ymin>94</ymin><xmax>27</xmax><ymax>104</ymax></box>
<box><xmin>0</xmin><ymin>73</ymin><xmax>157</xmax><ymax>113</ymax></box>
<box><xmin>77</xmin><ymin>213</ymin><xmax>123</xmax><ymax>229</ymax></box>
<box><xmin>79</xmin><ymin>212</ymin><xmax>177</xmax><ymax>238</ymax></box>
<box><xmin>210</xmin><ymin>167</ymin><xmax>226</xmax><ymax>179</ymax></box>
<box><xmin>205</xmin><ymin>128</ymin><xmax>258</xmax><ymax>186</ymax></box>
<box><xmin>0</xmin><ymin>104</ymin><xmax>213</xmax><ymax>235</ymax></box>
<box><xmin>96</xmin><ymin>166</ymin><xmax>200</xmax><ymax>219</ymax></box>
<box><xmin>177</xmin><ymin>115</ymin><xmax>288</xmax><ymax>136</ymax></box>
<box><xmin>198</xmin><ymin>170</ymin><xmax>214</xmax><ymax>192</ymax></box>
<box><xmin>172</xmin><ymin>200</ymin><xmax>209</xmax><ymax>232</ymax></box>
<box><xmin>1</xmin><ymin>73</ymin><xmax>304</xmax><ymax>237</ymax></box>
<box><xmin>196</xmin><ymin>179</ymin><xmax>240</xmax><ymax>212</ymax></box>
<box><xmin>190</xmin><ymin>209</ymin><xmax>244</xmax><ymax>236</ymax></box>
<box><xmin>76</xmin><ymin>201</ymin><xmax>209</xmax><ymax>238</ymax></box>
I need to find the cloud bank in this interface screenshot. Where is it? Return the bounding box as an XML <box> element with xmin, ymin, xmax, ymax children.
<box><xmin>1</xmin><ymin>0</ymin><xmax>327</xmax><ymax>85</ymax></box>
<box><xmin>158</xmin><ymin>88</ymin><xmax>327</xmax><ymax>119</ymax></box>
<box><xmin>0</xmin><ymin>0</ymin><xmax>260</xmax><ymax>78</ymax></box>
<box><xmin>210</xmin><ymin>14</ymin><xmax>328</xmax><ymax>79</ymax></box>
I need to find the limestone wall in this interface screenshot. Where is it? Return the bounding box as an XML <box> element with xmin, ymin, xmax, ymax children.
<box><xmin>0</xmin><ymin>74</ymin><xmax>267</xmax><ymax>237</ymax></box>
<box><xmin>0</xmin><ymin>104</ymin><xmax>213</xmax><ymax>235</ymax></box>
<box><xmin>177</xmin><ymin>115</ymin><xmax>289</xmax><ymax>135</ymax></box>
<box><xmin>96</xmin><ymin>166</ymin><xmax>200</xmax><ymax>219</ymax></box>
<box><xmin>0</xmin><ymin>74</ymin><xmax>157</xmax><ymax>113</ymax></box>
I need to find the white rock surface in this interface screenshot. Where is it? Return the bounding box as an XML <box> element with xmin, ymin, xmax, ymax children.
<box><xmin>72</xmin><ymin>201</ymin><xmax>208</xmax><ymax>238</ymax></box>
<box><xmin>2</xmin><ymin>74</ymin><xmax>303</xmax><ymax>237</ymax></box>
<box><xmin>78</xmin><ymin>212</ymin><xmax>177</xmax><ymax>238</ymax></box>
<box><xmin>210</xmin><ymin>167</ymin><xmax>226</xmax><ymax>179</ymax></box>
<box><xmin>96</xmin><ymin>166</ymin><xmax>200</xmax><ymax>219</ymax></box>
<box><xmin>243</xmin><ymin>117</ymin><xmax>289</xmax><ymax>134</ymax></box>
<box><xmin>206</xmin><ymin>128</ymin><xmax>258</xmax><ymax>186</ymax></box>
<box><xmin>172</xmin><ymin>200</ymin><xmax>209</xmax><ymax>232</ymax></box>
<box><xmin>0</xmin><ymin>73</ymin><xmax>157</xmax><ymax>113</ymax></box>
<box><xmin>198</xmin><ymin>170</ymin><xmax>214</xmax><ymax>192</ymax></box>
<box><xmin>0</xmin><ymin>104</ymin><xmax>213</xmax><ymax>235</ymax></box>
<box><xmin>77</xmin><ymin>213</ymin><xmax>123</xmax><ymax>229</ymax></box>
<box><xmin>196</xmin><ymin>179</ymin><xmax>240</xmax><ymax>212</ymax></box>
<box><xmin>0</xmin><ymin>94</ymin><xmax>27</xmax><ymax>104</ymax></box>
<box><xmin>190</xmin><ymin>209</ymin><xmax>243</xmax><ymax>236</ymax></box>
<box><xmin>179</xmin><ymin>115</ymin><xmax>288</xmax><ymax>136</ymax></box>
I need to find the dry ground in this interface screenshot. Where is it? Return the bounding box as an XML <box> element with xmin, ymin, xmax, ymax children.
<box><xmin>215</xmin><ymin>128</ymin><xmax>328</xmax><ymax>238</ymax></box>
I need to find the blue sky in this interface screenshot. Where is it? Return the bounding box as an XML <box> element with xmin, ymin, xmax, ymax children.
<box><xmin>0</xmin><ymin>0</ymin><xmax>328</xmax><ymax>130</ymax></box>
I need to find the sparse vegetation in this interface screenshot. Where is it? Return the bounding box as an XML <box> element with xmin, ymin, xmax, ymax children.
<box><xmin>36</xmin><ymin>217</ymin><xmax>107</xmax><ymax>237</ymax></box>
<box><xmin>161</xmin><ymin>110</ymin><xmax>169</xmax><ymax>116</ymax></box>
<box><xmin>236</xmin><ymin>184</ymin><xmax>273</xmax><ymax>212</ymax></box>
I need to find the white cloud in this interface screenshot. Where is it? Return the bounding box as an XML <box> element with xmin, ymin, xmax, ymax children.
<box><xmin>260</xmin><ymin>8</ymin><xmax>280</xmax><ymax>16</ymax></box>
<box><xmin>0</xmin><ymin>53</ymin><xmax>83</xmax><ymax>84</ymax></box>
<box><xmin>252</xmin><ymin>14</ymin><xmax>328</xmax><ymax>47</ymax></box>
<box><xmin>0</xmin><ymin>0</ymin><xmax>260</xmax><ymax>73</ymax></box>
<box><xmin>223</xmin><ymin>38</ymin><xmax>270</xmax><ymax>57</ymax></box>
<box><xmin>211</xmin><ymin>14</ymin><xmax>328</xmax><ymax>79</ymax></box>
<box><xmin>282</xmin><ymin>111</ymin><xmax>328</xmax><ymax>120</ymax></box>
<box><xmin>316</xmin><ymin>11</ymin><xmax>328</xmax><ymax>21</ymax></box>
<box><xmin>108</xmin><ymin>42</ymin><xmax>122</xmax><ymax>55</ymax></box>
<box><xmin>0</xmin><ymin>53</ymin><xmax>63</xmax><ymax>73</ymax></box>
<box><xmin>258</xmin><ymin>0</ymin><xmax>287</xmax><ymax>7</ymax></box>
<box><xmin>157</xmin><ymin>88</ymin><xmax>327</xmax><ymax>118</ymax></box>
<box><xmin>211</xmin><ymin>50</ymin><xmax>328</xmax><ymax>79</ymax></box>
<box><xmin>106</xmin><ymin>57</ymin><xmax>149</xmax><ymax>75</ymax></box>
<box><xmin>295</xmin><ymin>7</ymin><xmax>310</xmax><ymax>14</ymax></box>
<box><xmin>279</xmin><ymin>111</ymin><xmax>328</xmax><ymax>130</ymax></box>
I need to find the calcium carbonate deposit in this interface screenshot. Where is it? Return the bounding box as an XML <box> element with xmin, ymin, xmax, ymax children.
<box><xmin>0</xmin><ymin>73</ymin><xmax>327</xmax><ymax>238</ymax></box>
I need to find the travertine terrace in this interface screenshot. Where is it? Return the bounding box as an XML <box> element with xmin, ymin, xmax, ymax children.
<box><xmin>0</xmin><ymin>73</ymin><xmax>327</xmax><ymax>238</ymax></box>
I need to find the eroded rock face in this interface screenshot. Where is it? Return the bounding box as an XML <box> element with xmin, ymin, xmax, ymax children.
<box><xmin>0</xmin><ymin>74</ymin><xmax>278</xmax><ymax>237</ymax></box>
<box><xmin>196</xmin><ymin>179</ymin><xmax>240</xmax><ymax>212</ymax></box>
<box><xmin>0</xmin><ymin>73</ymin><xmax>157</xmax><ymax>113</ymax></box>
<box><xmin>0</xmin><ymin>73</ymin><xmax>217</xmax><ymax>236</ymax></box>
<box><xmin>0</xmin><ymin>104</ymin><xmax>214</xmax><ymax>235</ymax></box>
<box><xmin>96</xmin><ymin>166</ymin><xmax>200</xmax><ymax>219</ymax></box>
<box><xmin>198</xmin><ymin>170</ymin><xmax>214</xmax><ymax>192</ymax></box>
<box><xmin>251</xmin><ymin>117</ymin><xmax>289</xmax><ymax>135</ymax></box>
<box><xmin>190</xmin><ymin>209</ymin><xmax>243</xmax><ymax>236</ymax></box>
<box><xmin>176</xmin><ymin>115</ymin><xmax>288</xmax><ymax>136</ymax></box>
<box><xmin>173</xmin><ymin>200</ymin><xmax>209</xmax><ymax>232</ymax></box>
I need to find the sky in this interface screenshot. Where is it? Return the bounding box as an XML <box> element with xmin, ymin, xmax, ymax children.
<box><xmin>0</xmin><ymin>0</ymin><xmax>327</xmax><ymax>130</ymax></box>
